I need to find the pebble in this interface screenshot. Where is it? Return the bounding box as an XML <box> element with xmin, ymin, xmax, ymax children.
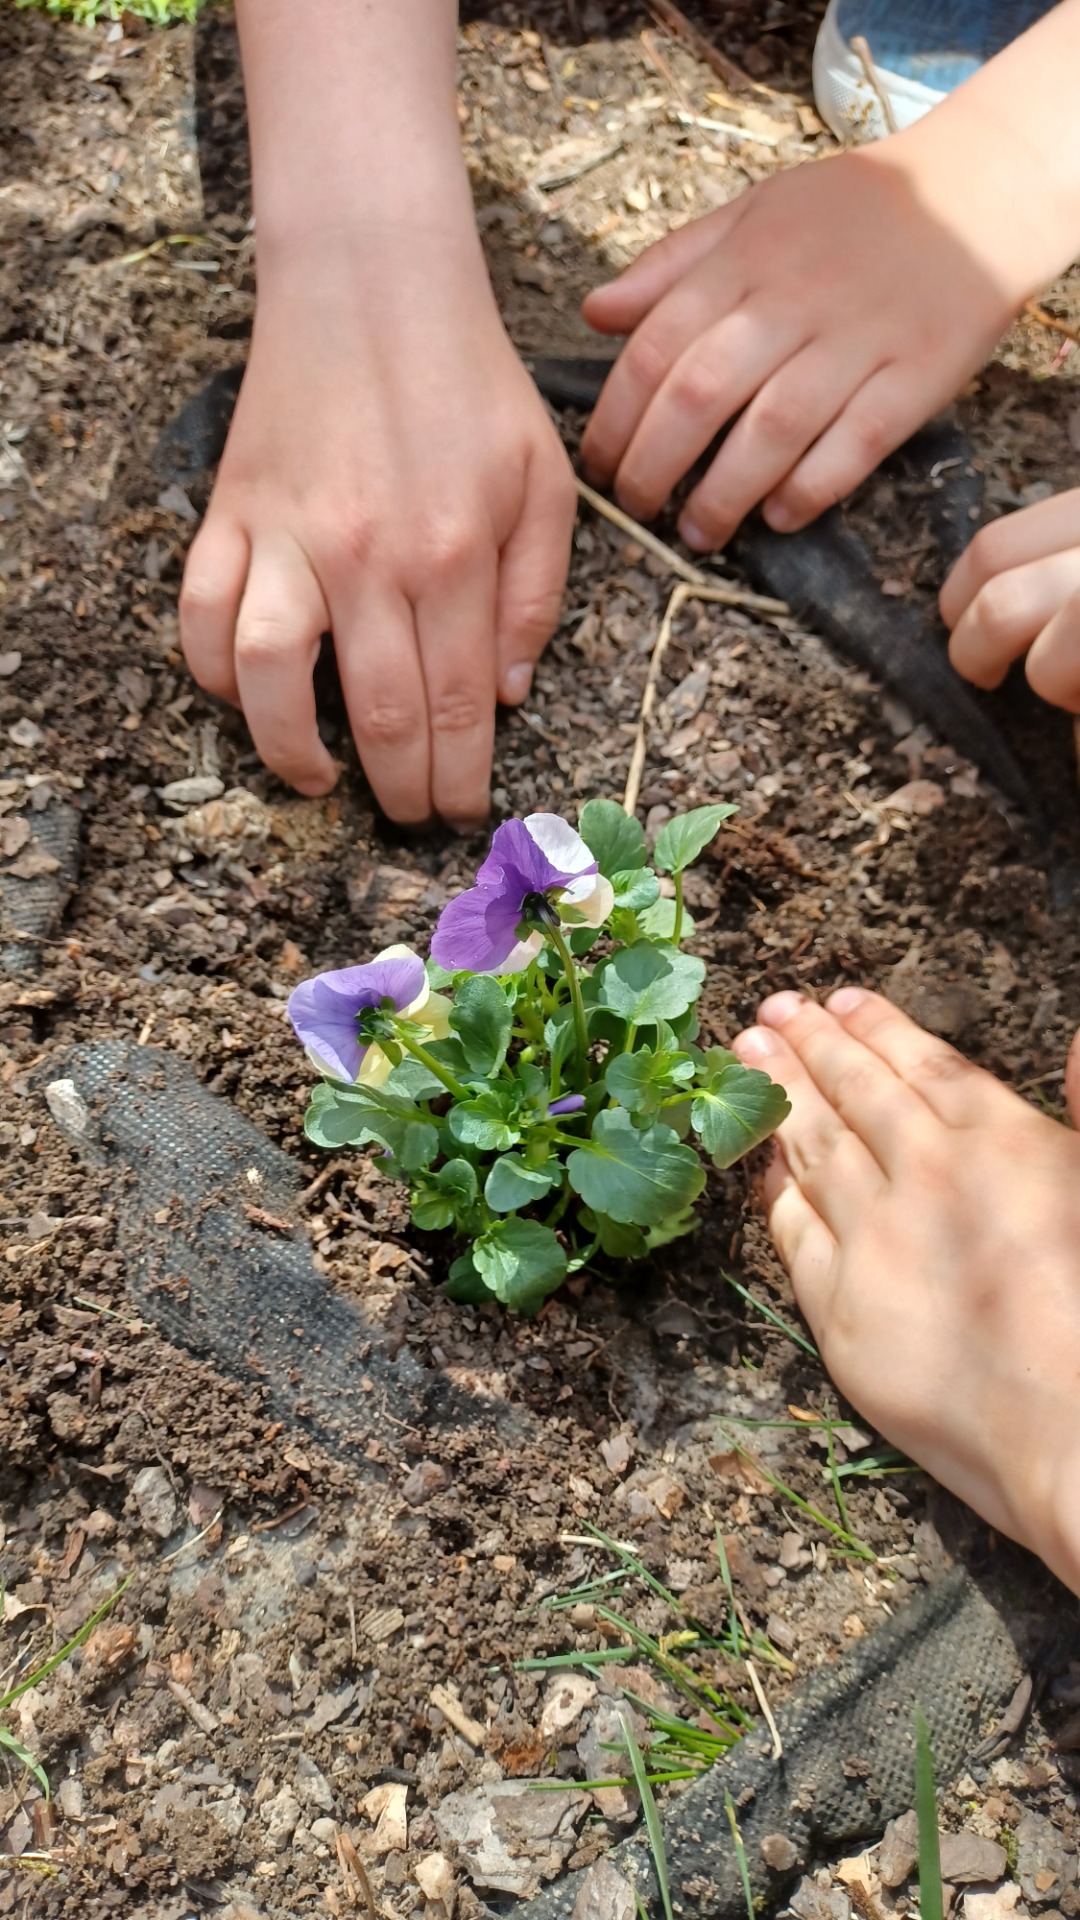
<box><xmin>434</xmin><ymin>1781</ymin><xmax>588</xmax><ymax>1898</ymax></box>
<box><xmin>131</xmin><ymin>1465</ymin><xmax>178</xmax><ymax>1540</ymax></box>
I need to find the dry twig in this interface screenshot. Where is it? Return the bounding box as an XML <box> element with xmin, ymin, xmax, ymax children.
<box><xmin>849</xmin><ymin>36</ymin><xmax>897</xmax><ymax>133</ymax></box>
<box><xmin>644</xmin><ymin>0</ymin><xmax>758</xmax><ymax>93</ymax></box>
<box><xmin>745</xmin><ymin>1657</ymin><xmax>783</xmax><ymax>1760</ymax></box>
<box><xmin>1024</xmin><ymin>299</ymin><xmax>1080</xmax><ymax>350</ymax></box>
<box><xmin>575</xmin><ymin>481</ymin><xmax>788</xmax><ymax>613</ymax></box>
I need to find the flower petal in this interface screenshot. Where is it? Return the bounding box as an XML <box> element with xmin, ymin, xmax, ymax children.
<box><xmin>475</xmin><ymin>818</ymin><xmax>560</xmax><ymax>897</ymax></box>
<box><xmin>548</xmin><ymin>1093</ymin><xmax>586</xmax><ymax>1115</ymax></box>
<box><xmin>357</xmin><ymin>1044</ymin><xmax>393</xmax><ymax>1089</ymax></box>
<box><xmin>558</xmin><ymin>872</ymin><xmax>615</xmax><ymax>928</ymax></box>
<box><xmin>430</xmin><ymin>885</ymin><xmax>528</xmax><ymax>974</ymax></box>
<box><xmin>525</xmin><ymin>812</ymin><xmax>596</xmax><ymax>878</ymax></box>
<box><xmin>288</xmin><ymin>949</ymin><xmax>425</xmax><ymax>1082</ymax></box>
<box><xmin>497</xmin><ymin>931</ymin><xmax>545</xmax><ymax>974</ymax></box>
<box><xmin>419</xmin><ymin>991</ymin><xmax>453</xmax><ymax>1039</ymax></box>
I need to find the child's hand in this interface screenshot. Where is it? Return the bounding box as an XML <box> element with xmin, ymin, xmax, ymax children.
<box><xmin>941</xmin><ymin>489</ymin><xmax>1080</xmax><ymax>713</ymax></box>
<box><xmin>579</xmin><ymin>140</ymin><xmax>1028</xmax><ymax>552</ymax></box>
<box><xmin>180</xmin><ymin>236</ymin><xmax>575</xmax><ymax>828</ymax></box>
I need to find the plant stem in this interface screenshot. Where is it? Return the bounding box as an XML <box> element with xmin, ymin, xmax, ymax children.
<box><xmin>392</xmin><ymin>1028</ymin><xmax>469</xmax><ymax>1100</ymax></box>
<box><xmin>546</xmin><ymin>921</ymin><xmax>590</xmax><ymax>1074</ymax></box>
<box><xmin>672</xmin><ymin>870</ymin><xmax>685</xmax><ymax>947</ymax></box>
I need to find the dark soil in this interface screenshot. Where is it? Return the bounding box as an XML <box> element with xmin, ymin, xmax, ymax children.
<box><xmin>1</xmin><ymin>7</ymin><xmax>1078</xmax><ymax>1918</ymax></box>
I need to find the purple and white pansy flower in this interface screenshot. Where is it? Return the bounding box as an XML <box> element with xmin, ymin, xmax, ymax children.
<box><xmin>430</xmin><ymin>813</ymin><xmax>614</xmax><ymax>975</ymax></box>
<box><xmin>288</xmin><ymin>944</ymin><xmax>451</xmax><ymax>1088</ymax></box>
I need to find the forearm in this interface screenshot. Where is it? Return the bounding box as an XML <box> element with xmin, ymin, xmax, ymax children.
<box><xmin>235</xmin><ymin>0</ymin><xmax>478</xmax><ymax>254</ymax></box>
<box><xmin>888</xmin><ymin>0</ymin><xmax>1080</xmax><ymax>297</ymax></box>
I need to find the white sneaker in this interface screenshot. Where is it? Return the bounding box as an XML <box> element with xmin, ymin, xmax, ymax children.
<box><xmin>813</xmin><ymin>0</ymin><xmax>1055</xmax><ymax>143</ymax></box>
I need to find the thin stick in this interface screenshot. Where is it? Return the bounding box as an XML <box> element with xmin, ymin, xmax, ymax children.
<box><xmin>850</xmin><ymin>36</ymin><xmax>897</xmax><ymax>134</ymax></box>
<box><xmin>578</xmin><ymin>479</ymin><xmax>708</xmax><ymax>586</ymax></box>
<box><xmin>644</xmin><ymin>0</ymin><xmax>758</xmax><ymax>94</ymax></box>
<box><xmin>622</xmin><ymin>580</ymin><xmax>788</xmax><ymax>815</ymax></box>
<box><xmin>745</xmin><ymin>1658</ymin><xmax>783</xmax><ymax>1760</ymax></box>
<box><xmin>1024</xmin><ymin>299</ymin><xmax>1080</xmax><ymax>350</ymax></box>
<box><xmin>624</xmin><ymin>581</ymin><xmax>690</xmax><ymax>815</ymax></box>
<box><xmin>576</xmin><ymin>481</ymin><xmax>789</xmax><ymax>613</ymax></box>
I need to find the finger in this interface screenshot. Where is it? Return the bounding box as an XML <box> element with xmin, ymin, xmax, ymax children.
<box><xmin>495</xmin><ymin>450</ymin><xmax>576</xmax><ymax>707</ymax></box>
<box><xmin>760</xmin><ymin>364</ymin><xmax>918</xmax><ymax>533</ymax></box>
<box><xmin>416</xmin><ymin>545</ymin><xmax>499</xmax><ymax>829</ymax></box>
<box><xmin>582</xmin><ymin>200</ymin><xmax>742</xmax><ymax>336</ymax></box>
<box><xmin>333</xmin><ymin>588</ymin><xmax>432</xmax><ymax>826</ymax></box>
<box><xmin>233</xmin><ymin>536</ymin><xmax>338</xmax><ymax>796</ymax></box>
<box><xmin>730</xmin><ymin>1022</ymin><xmax>883</xmax><ymax>1235</ymax></box>
<box><xmin>580</xmin><ymin>271</ymin><xmax>746</xmax><ymax>485</ymax></box>
<box><xmin>675</xmin><ymin>337</ymin><xmax>859</xmax><ymax>550</ymax></box>
<box><xmin>948</xmin><ymin>552</ymin><xmax>1080</xmax><ymax>690</ymax></box>
<box><xmin>761</xmin><ymin>1144</ymin><xmax>838</xmax><ymax>1340</ymax></box>
<box><xmin>940</xmin><ymin>485</ymin><xmax>1080</xmax><ymax>628</ymax></box>
<box><xmin>1021</xmin><ymin>586</ymin><xmax>1080</xmax><ymax>712</ymax></box>
<box><xmin>822</xmin><ymin>986</ymin><xmax>1005</xmax><ymax>1129</ymax></box>
<box><xmin>752</xmin><ymin>989</ymin><xmax>927</xmax><ymax>1171</ymax></box>
<box><xmin>179</xmin><ymin>518</ymin><xmax>251</xmax><ymax>706</ymax></box>
<box><xmin>613</xmin><ymin>306</ymin><xmax>803</xmax><ymax>526</ymax></box>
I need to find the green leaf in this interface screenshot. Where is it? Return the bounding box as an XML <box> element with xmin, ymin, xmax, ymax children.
<box><xmin>448</xmin><ymin>1088</ymin><xmax>521</xmax><ymax>1152</ymax></box>
<box><xmin>604</xmin><ymin>1046</ymin><xmax>694</xmax><ymax>1113</ymax></box>
<box><xmin>411</xmin><ymin>1189</ymin><xmax>455</xmax><ymax>1231</ymax></box>
<box><xmin>611</xmin><ymin>867</ymin><xmax>660</xmax><ymax>911</ymax></box>
<box><xmin>637</xmin><ymin>895</ymin><xmax>696</xmax><ymax>943</ymax></box>
<box><xmin>690</xmin><ymin>1055</ymin><xmax>790</xmax><ymax>1168</ymax></box>
<box><xmin>593</xmin><ymin>1213</ymin><xmax>648</xmax><ymax>1260</ymax></box>
<box><xmin>595</xmin><ymin>944</ymin><xmax>706</xmax><ymax>1026</ymax></box>
<box><xmin>444</xmin><ymin>1251</ymin><xmax>491</xmax><ymax>1304</ymax></box>
<box><xmin>413</xmin><ymin>1156</ymin><xmax>481</xmax><ymax>1229</ymax></box>
<box><xmin>425</xmin><ymin>959</ymin><xmax>456</xmax><ymax>991</ymax></box>
<box><xmin>915</xmin><ymin>1709</ymin><xmax>945</xmax><ymax>1920</ymax></box>
<box><xmin>484</xmin><ymin>1154</ymin><xmax>561</xmax><ymax>1213</ymax></box>
<box><xmin>645</xmin><ymin>1205</ymin><xmax>699</xmax><ymax>1251</ymax></box>
<box><xmin>450</xmin><ymin>976</ymin><xmax>513</xmax><ymax>1077</ymax></box>
<box><xmin>653</xmin><ymin>804</ymin><xmax>738</xmax><ymax>875</ymax></box>
<box><xmin>544</xmin><ymin>1006</ymin><xmax>579</xmax><ymax>1087</ymax></box>
<box><xmin>567</xmin><ymin>1109</ymin><xmax>705</xmax><ymax>1226</ymax></box>
<box><xmin>579</xmin><ymin>798</ymin><xmax>646</xmax><ymax>877</ymax></box>
<box><xmin>0</xmin><ymin>1726</ymin><xmax>49</xmax><ymax>1800</ymax></box>
<box><xmin>383</xmin><ymin>1055</ymin><xmax>447</xmax><ymax>1102</ymax></box>
<box><xmin>436</xmin><ymin>1158</ymin><xmax>479</xmax><ymax>1205</ymax></box>
<box><xmin>474</xmin><ymin>1219</ymin><xmax>568</xmax><ymax>1312</ymax></box>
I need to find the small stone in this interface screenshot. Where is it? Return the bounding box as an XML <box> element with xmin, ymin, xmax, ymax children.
<box><xmin>761</xmin><ymin>1834</ymin><xmax>800</xmax><ymax>1871</ymax></box>
<box><xmin>58</xmin><ymin>1778</ymin><xmax>84</xmax><ymax>1820</ymax></box>
<box><xmin>0</xmin><ymin>651</ymin><xmax>21</xmax><ymax>676</ymax></box>
<box><xmin>402</xmin><ymin>1460</ymin><xmax>449</xmax><ymax>1505</ymax></box>
<box><xmin>158</xmin><ymin>775</ymin><xmax>226</xmax><ymax>807</ymax></box>
<box><xmin>295</xmin><ymin>1753</ymin><xmax>334</xmax><ymax>1813</ymax></box>
<box><xmin>939</xmin><ymin>1834</ymin><xmax>1009</xmax><ymax>1885</ymax></box>
<box><xmin>434</xmin><ymin>1781</ymin><xmax>588</xmax><ymax>1898</ymax></box>
<box><xmin>44</xmin><ymin>1079</ymin><xmax>90</xmax><ymax>1137</ymax></box>
<box><xmin>132</xmin><ymin>1465</ymin><xmax>178</xmax><ymax>1539</ymax></box>
<box><xmin>1016</xmin><ymin>1812</ymin><xmax>1077</xmax><ymax>1905</ymax></box>
<box><xmin>9</xmin><ymin>717</ymin><xmax>43</xmax><ymax>749</ymax></box>
<box><xmin>571</xmin><ymin>1856</ymin><xmax>637</xmax><ymax>1920</ymax></box>
<box><xmin>361</xmin><ymin>1781</ymin><xmax>408</xmax><ymax>1853</ymax></box>
<box><xmin>965</xmin><ymin>1886</ymin><xmax>1028</xmax><ymax>1920</ymax></box>
<box><xmin>311</xmin><ymin>1818</ymin><xmax>337</xmax><ymax>1846</ymax></box>
<box><xmin>416</xmin><ymin>1851</ymin><xmax>456</xmax><ymax>1910</ymax></box>
<box><xmin>261</xmin><ymin>1785</ymin><xmax>302</xmax><ymax>1850</ymax></box>
<box><xmin>539</xmin><ymin>1675</ymin><xmax>597</xmax><ymax>1742</ymax></box>
<box><xmin>790</xmin><ymin>1876</ymin><xmax>851</xmax><ymax>1920</ymax></box>
<box><xmin>157</xmin><ymin>483</ymin><xmax>198</xmax><ymax>521</ymax></box>
<box><xmin>599</xmin><ymin>1434</ymin><xmax>632</xmax><ymax>1476</ymax></box>
<box><xmin>878</xmin><ymin>1811</ymin><xmax>920</xmax><ymax>1888</ymax></box>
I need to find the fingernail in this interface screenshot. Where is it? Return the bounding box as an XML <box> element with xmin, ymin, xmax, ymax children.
<box><xmin>732</xmin><ymin>1026</ymin><xmax>778</xmax><ymax>1061</ymax></box>
<box><xmin>757</xmin><ymin>990</ymin><xmax>804</xmax><ymax>1028</ymax></box>
<box><xmin>679</xmin><ymin>517</ymin><xmax>711</xmax><ymax>552</ymax></box>
<box><xmin>827</xmin><ymin>986</ymin><xmax>869</xmax><ymax>1015</ymax></box>
<box><xmin>763</xmin><ymin>501</ymin><xmax>794</xmax><ymax>532</ymax></box>
<box><xmin>445</xmin><ymin>816</ymin><xmax>486</xmax><ymax>837</ymax></box>
<box><xmin>296</xmin><ymin>777</ymin><xmax>335</xmax><ymax>799</ymax></box>
<box><xmin>503</xmin><ymin>663</ymin><xmax>533</xmax><ymax>704</ymax></box>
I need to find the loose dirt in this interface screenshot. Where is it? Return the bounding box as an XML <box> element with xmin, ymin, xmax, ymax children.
<box><xmin>1</xmin><ymin>7</ymin><xmax>1078</xmax><ymax>1918</ymax></box>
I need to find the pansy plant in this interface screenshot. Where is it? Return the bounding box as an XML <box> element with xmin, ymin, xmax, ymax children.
<box><xmin>292</xmin><ymin>802</ymin><xmax>789</xmax><ymax>1315</ymax></box>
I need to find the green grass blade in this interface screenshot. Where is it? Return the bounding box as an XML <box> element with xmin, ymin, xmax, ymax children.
<box><xmin>914</xmin><ymin>1708</ymin><xmax>944</xmax><ymax>1920</ymax></box>
<box><xmin>724</xmin><ymin>1789</ymin><xmax>755</xmax><ymax>1920</ymax></box>
<box><xmin>0</xmin><ymin>1727</ymin><xmax>49</xmax><ymax>1800</ymax></box>
<box><xmin>722</xmin><ymin>1272</ymin><xmax>819</xmax><ymax>1360</ymax></box>
<box><xmin>621</xmin><ymin>1711</ymin><xmax>673</xmax><ymax>1920</ymax></box>
<box><xmin>1</xmin><ymin>1574</ymin><xmax>132</xmax><ymax>1711</ymax></box>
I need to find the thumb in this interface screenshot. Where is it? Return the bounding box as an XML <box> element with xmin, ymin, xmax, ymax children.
<box><xmin>582</xmin><ymin>200</ymin><xmax>739</xmax><ymax>335</ymax></box>
<box><xmin>1066</xmin><ymin>1027</ymin><xmax>1080</xmax><ymax>1129</ymax></box>
<box><xmin>495</xmin><ymin>448</ymin><xmax>576</xmax><ymax>707</ymax></box>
